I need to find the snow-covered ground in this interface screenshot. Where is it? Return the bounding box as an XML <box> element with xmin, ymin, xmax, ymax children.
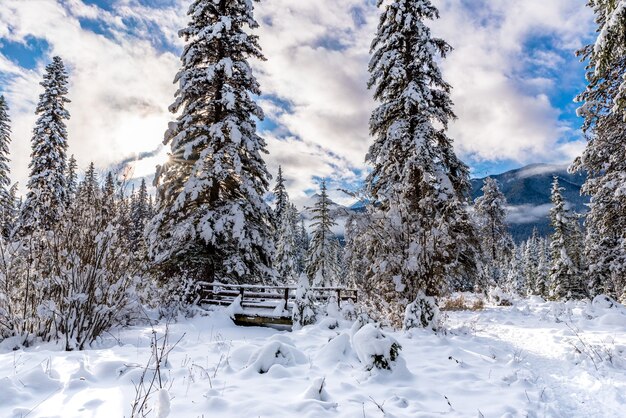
<box><xmin>1</xmin><ymin>296</ymin><xmax>625</xmax><ymax>418</ymax></box>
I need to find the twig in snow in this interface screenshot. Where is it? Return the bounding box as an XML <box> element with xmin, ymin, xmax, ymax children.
<box><xmin>368</xmin><ymin>396</ymin><xmax>386</xmax><ymax>415</ymax></box>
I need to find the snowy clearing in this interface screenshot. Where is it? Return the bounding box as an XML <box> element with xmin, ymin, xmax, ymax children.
<box><xmin>1</xmin><ymin>297</ymin><xmax>624</xmax><ymax>418</ymax></box>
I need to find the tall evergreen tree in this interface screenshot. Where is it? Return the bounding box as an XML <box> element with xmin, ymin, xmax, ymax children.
<box><xmin>66</xmin><ymin>154</ymin><xmax>78</xmax><ymax>204</ymax></box>
<box><xmin>295</xmin><ymin>217</ymin><xmax>309</xmax><ymax>275</ymax></box>
<box><xmin>147</xmin><ymin>0</ymin><xmax>274</xmax><ymax>284</ymax></box>
<box><xmin>537</xmin><ymin>238</ymin><xmax>550</xmax><ymax>297</ymax></box>
<box><xmin>20</xmin><ymin>56</ymin><xmax>70</xmax><ymax>233</ymax></box>
<box><xmin>103</xmin><ymin>172</ymin><xmax>115</xmax><ymax>199</ymax></box>
<box><xmin>0</xmin><ymin>98</ymin><xmax>11</xmax><ymax>199</ymax></box>
<box><xmin>102</xmin><ymin>171</ymin><xmax>116</xmax><ymax>221</ymax></box>
<box><xmin>574</xmin><ymin>6</ymin><xmax>626</xmax><ymax>300</ymax></box>
<box><xmin>344</xmin><ymin>209</ymin><xmax>372</xmax><ymax>290</ymax></box>
<box><xmin>274</xmin><ymin>203</ymin><xmax>299</xmax><ymax>284</ymax></box>
<box><xmin>147</xmin><ymin>195</ymin><xmax>156</xmax><ymax>219</ymax></box>
<box><xmin>306</xmin><ymin>181</ymin><xmax>340</xmax><ymax>287</ymax></box>
<box><xmin>569</xmin><ymin>213</ymin><xmax>588</xmax><ymax>290</ymax></box>
<box><xmin>524</xmin><ymin>228</ymin><xmax>541</xmax><ymax>296</ymax></box>
<box><xmin>474</xmin><ymin>177</ymin><xmax>514</xmax><ymax>285</ymax></box>
<box><xmin>131</xmin><ymin>178</ymin><xmax>149</xmax><ymax>251</ymax></box>
<box><xmin>2</xmin><ymin>183</ymin><xmax>18</xmax><ymax>239</ymax></box>
<box><xmin>272</xmin><ymin>165</ymin><xmax>288</xmax><ymax>228</ymax></box>
<box><xmin>573</xmin><ymin>115</ymin><xmax>626</xmax><ymax>300</ymax></box>
<box><xmin>0</xmin><ymin>96</ymin><xmax>13</xmax><ymax>236</ymax></box>
<box><xmin>504</xmin><ymin>244</ymin><xmax>525</xmax><ymax>295</ymax></box>
<box><xmin>549</xmin><ymin>177</ymin><xmax>585</xmax><ymax>300</ymax></box>
<box><xmin>358</xmin><ymin>0</ymin><xmax>479</xmax><ymax>327</ymax></box>
<box><xmin>582</xmin><ymin>1</ymin><xmax>626</xmax><ymax>116</ymax></box>
<box><xmin>81</xmin><ymin>162</ymin><xmax>98</xmax><ymax>204</ymax></box>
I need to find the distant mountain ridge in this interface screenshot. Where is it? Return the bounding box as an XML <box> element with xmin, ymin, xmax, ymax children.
<box><xmin>298</xmin><ymin>163</ymin><xmax>589</xmax><ymax>243</ymax></box>
<box><xmin>470</xmin><ymin>163</ymin><xmax>588</xmax><ymax>241</ymax></box>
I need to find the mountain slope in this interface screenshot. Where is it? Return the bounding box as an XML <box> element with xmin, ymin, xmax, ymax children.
<box><xmin>471</xmin><ymin>163</ymin><xmax>588</xmax><ymax>241</ymax></box>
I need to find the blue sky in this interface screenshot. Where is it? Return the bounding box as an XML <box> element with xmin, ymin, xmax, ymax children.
<box><xmin>0</xmin><ymin>0</ymin><xmax>596</xmax><ymax>206</ymax></box>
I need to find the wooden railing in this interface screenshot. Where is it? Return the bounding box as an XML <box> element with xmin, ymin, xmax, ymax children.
<box><xmin>198</xmin><ymin>282</ymin><xmax>358</xmax><ymax>315</ymax></box>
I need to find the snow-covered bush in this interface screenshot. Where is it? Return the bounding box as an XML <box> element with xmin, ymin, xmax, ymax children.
<box><xmin>302</xmin><ymin>377</ymin><xmax>330</xmax><ymax>402</ymax></box>
<box><xmin>489</xmin><ymin>286</ymin><xmax>514</xmax><ymax>306</ymax></box>
<box><xmin>583</xmin><ymin>294</ymin><xmax>626</xmax><ymax>324</ymax></box>
<box><xmin>350</xmin><ymin>311</ymin><xmax>374</xmax><ymax>338</ymax></box>
<box><xmin>403</xmin><ymin>291</ymin><xmax>441</xmax><ymax>331</ymax></box>
<box><xmin>316</xmin><ymin>333</ymin><xmax>352</xmax><ymax>366</ymax></box>
<box><xmin>592</xmin><ymin>294</ymin><xmax>620</xmax><ymax>310</ymax></box>
<box><xmin>0</xmin><ymin>187</ymin><xmax>144</xmax><ymax>349</ymax></box>
<box><xmin>340</xmin><ymin>300</ymin><xmax>357</xmax><ymax>321</ymax></box>
<box><xmin>292</xmin><ymin>274</ymin><xmax>317</xmax><ymax>329</ymax></box>
<box><xmin>246</xmin><ymin>340</ymin><xmax>306</xmax><ymax>374</ymax></box>
<box><xmin>352</xmin><ymin>324</ymin><xmax>402</xmax><ymax>370</ymax></box>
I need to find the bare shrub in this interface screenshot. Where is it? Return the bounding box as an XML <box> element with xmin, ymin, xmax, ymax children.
<box><xmin>0</xmin><ymin>190</ymin><xmax>145</xmax><ymax>350</ymax></box>
<box><xmin>441</xmin><ymin>295</ymin><xmax>484</xmax><ymax>311</ymax></box>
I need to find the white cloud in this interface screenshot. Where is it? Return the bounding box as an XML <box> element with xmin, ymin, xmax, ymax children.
<box><xmin>0</xmin><ymin>0</ymin><xmax>185</xmax><ymax>190</ymax></box>
<box><xmin>253</xmin><ymin>0</ymin><xmax>595</xmax><ymax>202</ymax></box>
<box><xmin>514</xmin><ymin>163</ymin><xmax>569</xmax><ymax>179</ymax></box>
<box><xmin>506</xmin><ymin>203</ymin><xmax>552</xmax><ymax>224</ymax></box>
<box><xmin>252</xmin><ymin>0</ymin><xmax>378</xmax><ymax>205</ymax></box>
<box><xmin>431</xmin><ymin>0</ymin><xmax>594</xmax><ymax>165</ymax></box>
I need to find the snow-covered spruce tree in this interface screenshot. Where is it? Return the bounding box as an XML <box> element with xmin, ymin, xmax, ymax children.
<box><xmin>272</xmin><ymin>165</ymin><xmax>289</xmax><ymax>230</ymax></box>
<box><xmin>295</xmin><ymin>218</ymin><xmax>309</xmax><ymax>274</ymax></box>
<box><xmin>331</xmin><ymin>237</ymin><xmax>346</xmax><ymax>286</ymax></box>
<box><xmin>292</xmin><ymin>273</ymin><xmax>317</xmax><ymax>329</ymax></box>
<box><xmin>573</xmin><ymin>117</ymin><xmax>626</xmax><ymax>299</ymax></box>
<box><xmin>537</xmin><ymin>238</ymin><xmax>550</xmax><ymax>297</ymax></box>
<box><xmin>344</xmin><ymin>189</ymin><xmax>378</xmax><ymax>290</ymax></box>
<box><xmin>569</xmin><ymin>213</ymin><xmax>586</xmax><ymax>273</ymax></box>
<box><xmin>116</xmin><ymin>187</ymin><xmax>135</xmax><ymax>249</ymax></box>
<box><xmin>504</xmin><ymin>244</ymin><xmax>525</xmax><ymax>295</ymax></box>
<box><xmin>19</xmin><ymin>57</ymin><xmax>70</xmax><ymax>234</ymax></box>
<box><xmin>360</xmin><ymin>0</ymin><xmax>479</xmax><ymax>327</ymax></box>
<box><xmin>101</xmin><ymin>172</ymin><xmax>117</xmax><ymax>223</ymax></box>
<box><xmin>523</xmin><ymin>228</ymin><xmax>540</xmax><ymax>296</ymax></box>
<box><xmin>275</xmin><ymin>203</ymin><xmax>299</xmax><ymax>284</ymax></box>
<box><xmin>147</xmin><ymin>0</ymin><xmax>274</xmax><ymax>285</ymax></box>
<box><xmin>474</xmin><ymin>177</ymin><xmax>514</xmax><ymax>286</ymax></box>
<box><xmin>574</xmin><ymin>11</ymin><xmax>626</xmax><ymax>300</ymax></box>
<box><xmin>344</xmin><ymin>209</ymin><xmax>371</xmax><ymax>289</ymax></box>
<box><xmin>104</xmin><ymin>172</ymin><xmax>115</xmax><ymax>199</ymax></box>
<box><xmin>581</xmin><ymin>0</ymin><xmax>626</xmax><ymax>116</ymax></box>
<box><xmin>305</xmin><ymin>181</ymin><xmax>341</xmax><ymax>287</ymax></box>
<box><xmin>81</xmin><ymin>162</ymin><xmax>98</xmax><ymax>204</ymax></box>
<box><xmin>0</xmin><ymin>96</ymin><xmax>12</xmax><ymax>234</ymax></box>
<box><xmin>147</xmin><ymin>195</ymin><xmax>156</xmax><ymax>219</ymax></box>
<box><xmin>549</xmin><ymin>177</ymin><xmax>586</xmax><ymax>300</ymax></box>
<box><xmin>130</xmin><ymin>178</ymin><xmax>149</xmax><ymax>252</ymax></box>
<box><xmin>2</xmin><ymin>183</ymin><xmax>19</xmax><ymax>239</ymax></box>
<box><xmin>66</xmin><ymin>154</ymin><xmax>78</xmax><ymax>205</ymax></box>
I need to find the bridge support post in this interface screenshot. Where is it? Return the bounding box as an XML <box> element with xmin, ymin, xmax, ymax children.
<box><xmin>336</xmin><ymin>289</ymin><xmax>341</xmax><ymax>308</ymax></box>
<box><xmin>283</xmin><ymin>288</ymin><xmax>289</xmax><ymax>311</ymax></box>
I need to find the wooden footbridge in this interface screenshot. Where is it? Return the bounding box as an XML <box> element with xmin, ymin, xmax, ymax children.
<box><xmin>199</xmin><ymin>282</ymin><xmax>358</xmax><ymax>326</ymax></box>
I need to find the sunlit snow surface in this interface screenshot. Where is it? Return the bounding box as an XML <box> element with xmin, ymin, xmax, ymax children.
<box><xmin>1</xmin><ymin>296</ymin><xmax>625</xmax><ymax>417</ymax></box>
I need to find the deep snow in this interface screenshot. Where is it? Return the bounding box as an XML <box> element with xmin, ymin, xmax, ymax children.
<box><xmin>0</xmin><ymin>296</ymin><xmax>624</xmax><ymax>418</ymax></box>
